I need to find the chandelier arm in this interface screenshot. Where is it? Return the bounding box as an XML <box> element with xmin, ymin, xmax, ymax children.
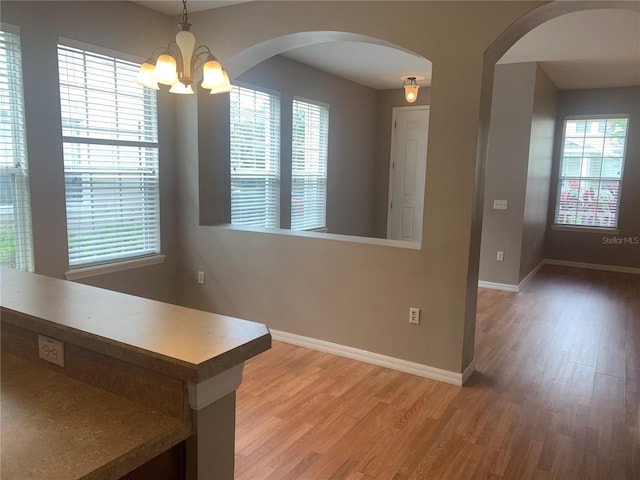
<box><xmin>194</xmin><ymin>45</ymin><xmax>214</xmax><ymax>58</ymax></box>
<box><xmin>191</xmin><ymin>46</ymin><xmax>217</xmax><ymax>79</ymax></box>
<box><xmin>146</xmin><ymin>45</ymin><xmax>174</xmax><ymax>64</ymax></box>
<box><xmin>190</xmin><ymin>52</ymin><xmax>210</xmax><ymax>78</ymax></box>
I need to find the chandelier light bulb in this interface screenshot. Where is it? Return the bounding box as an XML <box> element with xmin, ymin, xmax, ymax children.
<box><xmin>201</xmin><ymin>58</ymin><xmax>225</xmax><ymax>89</ymax></box>
<box><xmin>209</xmin><ymin>71</ymin><xmax>232</xmax><ymax>94</ymax></box>
<box><xmin>169</xmin><ymin>82</ymin><xmax>195</xmax><ymax>94</ymax></box>
<box><xmin>134</xmin><ymin>61</ymin><xmax>159</xmax><ymax>90</ymax></box>
<box><xmin>154</xmin><ymin>54</ymin><xmax>179</xmax><ymax>85</ymax></box>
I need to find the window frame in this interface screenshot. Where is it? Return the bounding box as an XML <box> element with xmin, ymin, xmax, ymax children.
<box><xmin>553</xmin><ymin>114</ymin><xmax>629</xmax><ymax>232</ymax></box>
<box><xmin>57</xmin><ymin>38</ymin><xmax>162</xmax><ymax>272</ymax></box>
<box><xmin>229</xmin><ymin>82</ymin><xmax>281</xmax><ymax>229</ymax></box>
<box><xmin>291</xmin><ymin>96</ymin><xmax>329</xmax><ymax>232</ymax></box>
<box><xmin>0</xmin><ymin>25</ymin><xmax>34</xmax><ymax>272</ymax></box>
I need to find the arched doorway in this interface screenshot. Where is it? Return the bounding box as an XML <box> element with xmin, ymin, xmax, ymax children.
<box><xmin>466</xmin><ymin>1</ymin><xmax>639</xmax><ymax>370</ymax></box>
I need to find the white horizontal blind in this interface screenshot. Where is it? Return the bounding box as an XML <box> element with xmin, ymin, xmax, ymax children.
<box><xmin>58</xmin><ymin>43</ymin><xmax>160</xmax><ymax>267</ymax></box>
<box><xmin>230</xmin><ymin>85</ymin><xmax>280</xmax><ymax>228</ymax></box>
<box><xmin>0</xmin><ymin>30</ymin><xmax>34</xmax><ymax>272</ymax></box>
<box><xmin>555</xmin><ymin>116</ymin><xmax>628</xmax><ymax>229</ymax></box>
<box><xmin>291</xmin><ymin>98</ymin><xmax>328</xmax><ymax>231</ymax></box>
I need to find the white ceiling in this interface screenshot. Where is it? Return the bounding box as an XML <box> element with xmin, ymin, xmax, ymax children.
<box><xmin>132</xmin><ymin>3</ymin><xmax>640</xmax><ymax>91</ymax></box>
<box><xmin>283</xmin><ymin>42</ymin><xmax>432</xmax><ymax>90</ymax></box>
<box><xmin>132</xmin><ymin>1</ymin><xmax>248</xmax><ymax>16</ymax></box>
<box><xmin>499</xmin><ymin>9</ymin><xmax>640</xmax><ymax>90</ymax></box>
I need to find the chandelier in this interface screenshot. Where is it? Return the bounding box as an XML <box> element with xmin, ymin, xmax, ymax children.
<box><xmin>135</xmin><ymin>0</ymin><xmax>231</xmax><ymax>95</ymax></box>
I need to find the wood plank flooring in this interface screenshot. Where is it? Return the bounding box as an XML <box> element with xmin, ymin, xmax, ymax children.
<box><xmin>235</xmin><ymin>266</ymin><xmax>639</xmax><ymax>479</ymax></box>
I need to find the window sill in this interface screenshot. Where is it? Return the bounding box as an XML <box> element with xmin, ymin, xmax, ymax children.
<box><xmin>215</xmin><ymin>224</ymin><xmax>422</xmax><ymax>250</ymax></box>
<box><xmin>64</xmin><ymin>254</ymin><xmax>166</xmax><ymax>281</ymax></box>
<box><xmin>550</xmin><ymin>225</ymin><xmax>620</xmax><ymax>235</ymax></box>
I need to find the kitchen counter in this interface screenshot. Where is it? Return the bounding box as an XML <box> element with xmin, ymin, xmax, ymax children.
<box><xmin>0</xmin><ymin>267</ymin><xmax>272</xmax><ymax>479</ymax></box>
<box><xmin>1</xmin><ymin>353</ymin><xmax>192</xmax><ymax>480</ymax></box>
<box><xmin>1</xmin><ymin>268</ymin><xmax>270</xmax><ymax>383</ymax></box>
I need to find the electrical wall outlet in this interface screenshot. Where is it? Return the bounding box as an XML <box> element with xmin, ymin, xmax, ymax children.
<box><xmin>37</xmin><ymin>334</ymin><xmax>65</xmax><ymax>368</ymax></box>
<box><xmin>197</xmin><ymin>270</ymin><xmax>205</xmax><ymax>285</ymax></box>
<box><xmin>409</xmin><ymin>307</ymin><xmax>420</xmax><ymax>325</ymax></box>
<box><xmin>497</xmin><ymin>251</ymin><xmax>504</xmax><ymax>261</ymax></box>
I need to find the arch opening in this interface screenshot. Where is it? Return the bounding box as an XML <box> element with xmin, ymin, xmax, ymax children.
<box><xmin>204</xmin><ymin>30</ymin><xmax>434</xmax><ymax>244</ymax></box>
<box><xmin>467</xmin><ymin>1</ymin><xmax>640</xmax><ymax>370</ymax></box>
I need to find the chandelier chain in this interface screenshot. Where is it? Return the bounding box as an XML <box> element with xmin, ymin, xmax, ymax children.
<box><xmin>182</xmin><ymin>0</ymin><xmax>188</xmax><ymax>23</ymax></box>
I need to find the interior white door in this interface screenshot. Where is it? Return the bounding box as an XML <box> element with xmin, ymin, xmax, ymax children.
<box><xmin>387</xmin><ymin>106</ymin><xmax>429</xmax><ymax>242</ymax></box>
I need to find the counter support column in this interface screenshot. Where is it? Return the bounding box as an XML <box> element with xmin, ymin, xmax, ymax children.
<box><xmin>186</xmin><ymin>363</ymin><xmax>244</xmax><ymax>480</ymax></box>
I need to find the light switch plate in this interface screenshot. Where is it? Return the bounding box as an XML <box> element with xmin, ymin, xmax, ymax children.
<box><xmin>493</xmin><ymin>200</ymin><xmax>508</xmax><ymax>210</ymax></box>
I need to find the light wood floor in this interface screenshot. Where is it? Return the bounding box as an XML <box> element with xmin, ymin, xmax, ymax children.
<box><xmin>235</xmin><ymin>266</ymin><xmax>639</xmax><ymax>479</ymax></box>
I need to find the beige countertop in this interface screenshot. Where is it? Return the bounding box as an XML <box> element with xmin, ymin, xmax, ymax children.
<box><xmin>0</xmin><ymin>267</ymin><xmax>271</xmax><ymax>382</ymax></box>
<box><xmin>0</xmin><ymin>352</ymin><xmax>193</xmax><ymax>480</ymax></box>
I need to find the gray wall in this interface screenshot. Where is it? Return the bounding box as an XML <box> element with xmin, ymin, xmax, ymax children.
<box><xmin>373</xmin><ymin>88</ymin><xmax>431</xmax><ymax>239</ymax></box>
<box><xmin>480</xmin><ymin>63</ymin><xmax>537</xmax><ymax>286</ymax></box>
<box><xmin>175</xmin><ymin>1</ymin><xmax>540</xmax><ymax>374</ymax></box>
<box><xmin>520</xmin><ymin>65</ymin><xmax>557</xmax><ymax>281</ymax></box>
<box><xmin>2</xmin><ymin>1</ymin><xmax>180</xmax><ymax>302</ymax></box>
<box><xmin>479</xmin><ymin>62</ymin><xmax>557</xmax><ymax>286</ymax></box>
<box><xmin>546</xmin><ymin>87</ymin><xmax>640</xmax><ymax>268</ymax></box>
<box><xmin>4</xmin><ymin>0</ymin><xmax>552</xmax><ymax>376</ymax></box>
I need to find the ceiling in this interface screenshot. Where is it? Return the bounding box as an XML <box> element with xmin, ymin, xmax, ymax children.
<box><xmin>132</xmin><ymin>1</ymin><xmax>248</xmax><ymax>16</ymax></box>
<box><xmin>283</xmin><ymin>42</ymin><xmax>431</xmax><ymax>90</ymax></box>
<box><xmin>132</xmin><ymin>3</ymin><xmax>640</xmax><ymax>91</ymax></box>
<box><xmin>499</xmin><ymin>9</ymin><xmax>640</xmax><ymax>90</ymax></box>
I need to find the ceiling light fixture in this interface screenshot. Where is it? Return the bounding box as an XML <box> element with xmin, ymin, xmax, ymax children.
<box><xmin>403</xmin><ymin>76</ymin><xmax>420</xmax><ymax>103</ymax></box>
<box><xmin>135</xmin><ymin>0</ymin><xmax>231</xmax><ymax>95</ymax></box>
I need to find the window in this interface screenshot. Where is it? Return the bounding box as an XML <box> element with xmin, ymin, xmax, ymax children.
<box><xmin>291</xmin><ymin>99</ymin><xmax>329</xmax><ymax>231</ymax></box>
<box><xmin>58</xmin><ymin>43</ymin><xmax>160</xmax><ymax>268</ymax></box>
<box><xmin>555</xmin><ymin>116</ymin><xmax>629</xmax><ymax>229</ymax></box>
<box><xmin>230</xmin><ymin>85</ymin><xmax>280</xmax><ymax>228</ymax></box>
<box><xmin>0</xmin><ymin>29</ymin><xmax>34</xmax><ymax>271</ymax></box>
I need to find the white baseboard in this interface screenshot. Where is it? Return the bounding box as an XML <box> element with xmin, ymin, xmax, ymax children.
<box><xmin>269</xmin><ymin>329</ymin><xmax>471</xmax><ymax>387</ymax></box>
<box><xmin>478</xmin><ymin>261</ymin><xmax>544</xmax><ymax>293</ymax></box>
<box><xmin>271</xmin><ymin>261</ymin><xmax>635</xmax><ymax>390</ymax></box>
<box><xmin>461</xmin><ymin>360</ymin><xmax>476</xmax><ymax>385</ymax></box>
<box><xmin>519</xmin><ymin>260</ymin><xmax>545</xmax><ymax>291</ymax></box>
<box><xmin>478</xmin><ymin>257</ymin><xmax>638</xmax><ymax>293</ymax></box>
<box><xmin>544</xmin><ymin>259</ymin><xmax>640</xmax><ymax>275</ymax></box>
<box><xmin>477</xmin><ymin>281</ymin><xmax>519</xmax><ymax>292</ymax></box>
